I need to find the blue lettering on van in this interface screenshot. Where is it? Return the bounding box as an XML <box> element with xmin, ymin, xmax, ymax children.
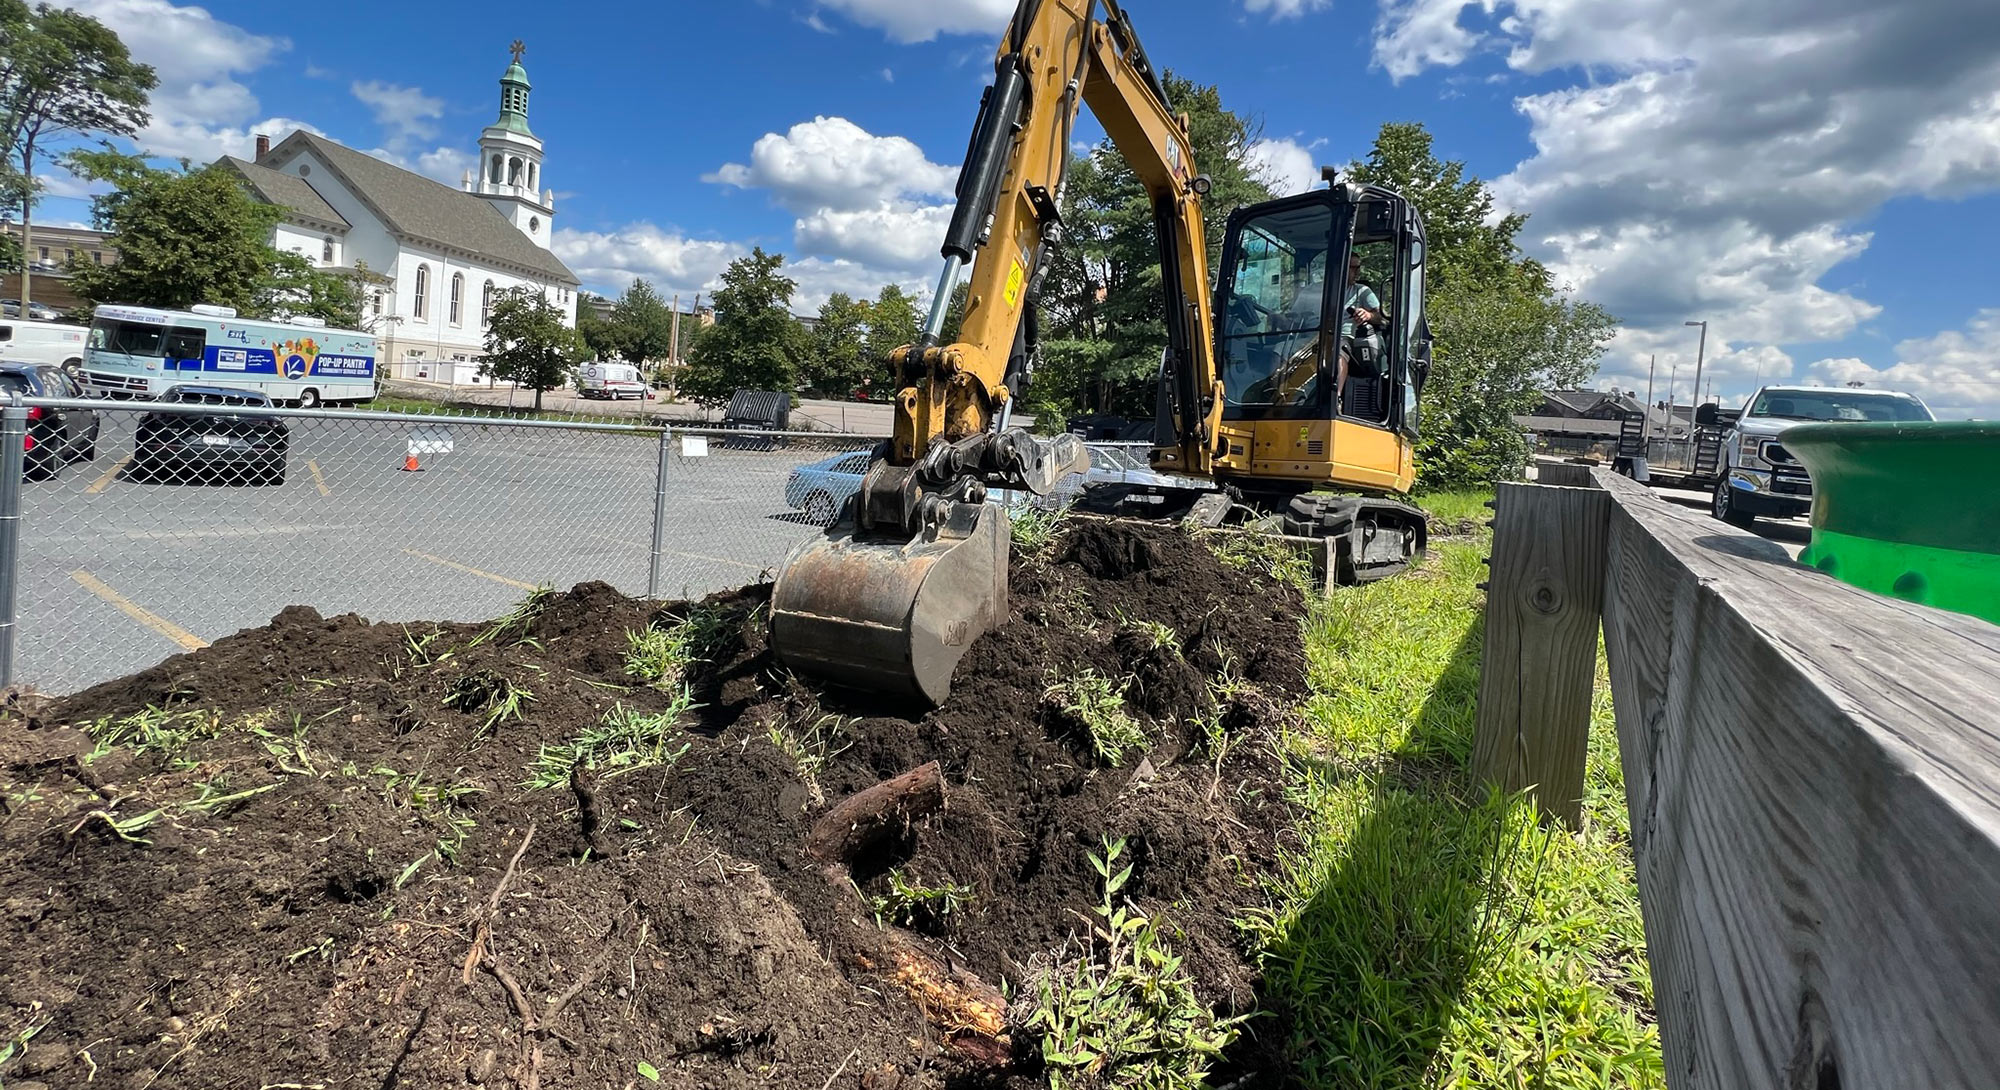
<box><xmin>226</xmin><ymin>329</ymin><xmax>250</xmax><ymax>343</ymax></box>
<box><xmin>314</xmin><ymin>354</ymin><xmax>375</xmax><ymax>378</ymax></box>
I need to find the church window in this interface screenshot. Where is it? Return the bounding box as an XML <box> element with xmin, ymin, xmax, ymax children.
<box><xmin>372</xmin><ymin>291</ymin><xmax>383</xmax><ymax>317</ymax></box>
<box><xmin>414</xmin><ymin>264</ymin><xmax>430</xmax><ymax>320</ymax></box>
<box><xmin>489</xmin><ymin>154</ymin><xmax>503</xmax><ymax>183</ymax></box>
<box><xmin>482</xmin><ymin>280</ymin><xmax>495</xmax><ymax>326</ymax></box>
<box><xmin>450</xmin><ymin>273</ymin><xmax>464</xmax><ymax>325</ymax></box>
<box><xmin>321</xmin><ymin>236</ymin><xmax>334</xmax><ymax>263</ymax></box>
<box><xmin>528</xmin><ymin>215</ymin><xmax>540</xmax><ymax>234</ymax></box>
<box><xmin>527</xmin><ymin>162</ymin><xmax>537</xmax><ymax>190</ymax></box>
<box><xmin>508</xmin><ymin>157</ymin><xmax>523</xmax><ymax>185</ymax></box>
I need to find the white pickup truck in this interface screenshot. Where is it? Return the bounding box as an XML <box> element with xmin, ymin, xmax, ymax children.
<box><xmin>1706</xmin><ymin>384</ymin><xmax>1934</xmax><ymax>527</ymax></box>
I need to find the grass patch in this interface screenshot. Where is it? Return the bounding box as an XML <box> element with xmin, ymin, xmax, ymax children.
<box><xmin>1043</xmin><ymin>669</ymin><xmax>1146</xmax><ymax>767</ymax></box>
<box><xmin>1246</xmin><ymin>499</ymin><xmax>1662</xmax><ymax>1087</ymax></box>
<box><xmin>768</xmin><ymin>713</ymin><xmax>853</xmax><ymax>806</ymax></box>
<box><xmin>81</xmin><ymin>705</ymin><xmax>225</xmax><ymax>763</ymax></box>
<box><xmin>442</xmin><ymin>669</ymin><xmax>534</xmax><ymax>737</ymax></box>
<box><xmin>356</xmin><ymin>392</ymin><xmax>648</xmax><ymax>426</ymax></box>
<box><xmin>1008</xmin><ymin>502</ymin><xmax>1072</xmax><ymax>556</ymax></box>
<box><xmin>470</xmin><ymin>585</ymin><xmax>558</xmax><ymax>648</ymax></box>
<box><xmin>1207</xmin><ymin>529</ymin><xmax>1314</xmax><ymax>592</ymax></box>
<box><xmin>525</xmin><ymin>694</ymin><xmax>698</xmax><ymax>789</ymax></box>
<box><xmin>624</xmin><ymin>606</ymin><xmax>732</xmax><ymax>689</ymax></box>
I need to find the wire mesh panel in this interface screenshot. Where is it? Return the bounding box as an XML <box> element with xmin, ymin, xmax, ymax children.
<box><xmin>17</xmin><ymin>399</ymin><xmax>875</xmax><ymax>693</ymax></box>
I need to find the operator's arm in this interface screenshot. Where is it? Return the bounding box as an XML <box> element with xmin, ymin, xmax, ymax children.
<box><xmin>889</xmin><ymin>0</ymin><xmax>1222</xmax><ymax>478</ymax></box>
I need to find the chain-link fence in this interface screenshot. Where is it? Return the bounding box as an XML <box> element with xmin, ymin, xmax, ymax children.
<box><xmin>4</xmin><ymin>397</ymin><xmax>1156</xmax><ymax>694</ymax></box>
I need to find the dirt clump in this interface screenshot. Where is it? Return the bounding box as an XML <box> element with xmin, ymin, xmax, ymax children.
<box><xmin>1</xmin><ymin>519</ymin><xmax>1308</xmax><ymax>1088</ymax></box>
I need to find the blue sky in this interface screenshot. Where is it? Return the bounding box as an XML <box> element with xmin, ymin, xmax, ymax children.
<box><xmin>33</xmin><ymin>0</ymin><xmax>2000</xmax><ymax>416</ymax></box>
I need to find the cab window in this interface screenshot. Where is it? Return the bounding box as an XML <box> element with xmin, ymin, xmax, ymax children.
<box><xmin>1219</xmin><ymin>203</ymin><xmax>1334</xmax><ymax>418</ymax></box>
<box><xmin>92</xmin><ymin>319</ymin><xmax>168</xmax><ymax>356</ymax></box>
<box><xmin>163</xmin><ymin>326</ymin><xmax>206</xmax><ymax>360</ymax></box>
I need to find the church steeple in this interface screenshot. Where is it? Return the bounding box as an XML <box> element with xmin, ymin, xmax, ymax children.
<box><xmin>494</xmin><ymin>40</ymin><xmax>534</xmax><ymax>137</ymax></box>
<box><xmin>474</xmin><ymin>40</ymin><xmax>553</xmax><ymax>247</ymax></box>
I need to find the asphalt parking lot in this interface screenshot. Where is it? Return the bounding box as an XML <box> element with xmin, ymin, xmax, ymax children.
<box><xmin>20</xmin><ymin>408</ymin><xmax>869</xmax><ymax>693</ymax></box>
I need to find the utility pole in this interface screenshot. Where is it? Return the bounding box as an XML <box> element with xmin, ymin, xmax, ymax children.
<box><xmin>1644</xmin><ymin>354</ymin><xmax>1658</xmax><ymax>439</ymax></box>
<box><xmin>670</xmin><ymin>292</ymin><xmax>681</xmax><ymax>367</ymax></box>
<box><xmin>1685</xmin><ymin>319</ymin><xmax>1708</xmax><ymax>412</ymax></box>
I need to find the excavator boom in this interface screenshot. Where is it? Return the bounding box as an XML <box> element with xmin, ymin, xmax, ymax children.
<box><xmin>770</xmin><ymin>0</ymin><xmax>1224</xmax><ymax>704</ymax></box>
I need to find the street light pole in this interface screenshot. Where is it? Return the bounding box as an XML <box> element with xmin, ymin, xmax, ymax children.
<box><xmin>1644</xmin><ymin>353</ymin><xmax>1658</xmax><ymax>439</ymax></box>
<box><xmin>1685</xmin><ymin>320</ymin><xmax>1708</xmax><ymax>406</ymax></box>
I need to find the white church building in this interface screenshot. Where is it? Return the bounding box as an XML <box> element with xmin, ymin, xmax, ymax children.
<box><xmin>217</xmin><ymin>43</ymin><xmax>579</xmax><ymax>385</ymax></box>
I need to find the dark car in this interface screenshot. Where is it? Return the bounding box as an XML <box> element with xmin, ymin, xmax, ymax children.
<box><xmin>0</xmin><ymin>361</ymin><xmax>99</xmax><ymax>481</ymax></box>
<box><xmin>133</xmin><ymin>385</ymin><xmax>288</xmax><ymax>485</ymax></box>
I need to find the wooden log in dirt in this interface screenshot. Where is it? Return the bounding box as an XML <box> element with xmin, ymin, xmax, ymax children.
<box><xmin>804</xmin><ymin>760</ymin><xmax>945</xmax><ymax>865</ymax></box>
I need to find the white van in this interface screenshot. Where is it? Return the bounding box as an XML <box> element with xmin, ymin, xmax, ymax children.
<box><xmin>577</xmin><ymin>360</ymin><xmax>645</xmax><ymax>400</ymax></box>
<box><xmin>0</xmin><ymin>318</ymin><xmax>89</xmax><ymax>374</ymax></box>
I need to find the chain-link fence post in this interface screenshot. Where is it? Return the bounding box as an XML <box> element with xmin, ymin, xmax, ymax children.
<box><xmin>0</xmin><ymin>395</ymin><xmax>26</xmax><ymax>688</ymax></box>
<box><xmin>647</xmin><ymin>425</ymin><xmax>672</xmax><ymax>599</ymax></box>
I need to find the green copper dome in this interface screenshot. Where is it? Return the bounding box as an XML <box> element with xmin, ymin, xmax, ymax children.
<box><xmin>493</xmin><ymin>44</ymin><xmax>534</xmax><ymax>137</ymax></box>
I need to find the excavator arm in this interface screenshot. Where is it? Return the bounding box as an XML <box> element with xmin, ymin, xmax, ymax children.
<box><xmin>770</xmin><ymin>0</ymin><xmax>1228</xmax><ymax>705</ymax></box>
<box><xmin>891</xmin><ymin>0</ymin><xmax>1223</xmax><ymax>476</ymax></box>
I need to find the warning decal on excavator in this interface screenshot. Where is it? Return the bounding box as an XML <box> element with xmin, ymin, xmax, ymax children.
<box><xmin>1004</xmin><ymin>260</ymin><xmax>1026</xmax><ymax>308</ymax></box>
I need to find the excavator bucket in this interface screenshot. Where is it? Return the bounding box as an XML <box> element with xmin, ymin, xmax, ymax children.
<box><xmin>769</xmin><ymin>500</ymin><xmax>1009</xmax><ymax>706</ymax></box>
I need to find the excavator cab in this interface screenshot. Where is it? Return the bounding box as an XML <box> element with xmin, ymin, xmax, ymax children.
<box><xmin>1206</xmin><ymin>183</ymin><xmax>1429</xmax><ymax>495</ymax></box>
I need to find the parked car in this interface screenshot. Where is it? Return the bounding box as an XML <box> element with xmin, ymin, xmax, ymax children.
<box><xmin>1707</xmin><ymin>385</ymin><xmax>1934</xmax><ymax>528</ymax></box>
<box><xmin>0</xmin><ymin>361</ymin><xmax>99</xmax><ymax>480</ymax></box>
<box><xmin>0</xmin><ymin>299</ymin><xmax>61</xmax><ymax>321</ymax></box>
<box><xmin>783</xmin><ymin>443</ymin><xmax>1188</xmax><ymax>525</ymax></box>
<box><xmin>132</xmin><ymin>385</ymin><xmax>288</xmax><ymax>485</ymax></box>
<box><xmin>785</xmin><ymin>450</ymin><xmax>872</xmax><ymax>525</ymax></box>
<box><xmin>577</xmin><ymin>361</ymin><xmax>647</xmax><ymax>400</ymax></box>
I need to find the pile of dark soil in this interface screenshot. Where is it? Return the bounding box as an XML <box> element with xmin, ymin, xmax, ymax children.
<box><xmin>0</xmin><ymin>520</ymin><xmax>1307</xmax><ymax>1089</ymax></box>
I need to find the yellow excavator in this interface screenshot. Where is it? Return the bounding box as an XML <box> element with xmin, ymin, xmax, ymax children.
<box><xmin>770</xmin><ymin>0</ymin><xmax>1432</xmax><ymax>704</ymax></box>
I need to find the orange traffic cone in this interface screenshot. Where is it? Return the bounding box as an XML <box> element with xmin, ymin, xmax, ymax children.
<box><xmin>402</xmin><ymin>453</ymin><xmax>422</xmax><ymax>472</ymax></box>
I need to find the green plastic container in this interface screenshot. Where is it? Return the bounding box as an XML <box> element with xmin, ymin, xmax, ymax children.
<box><xmin>1783</xmin><ymin>421</ymin><xmax>2000</xmax><ymax>625</ymax></box>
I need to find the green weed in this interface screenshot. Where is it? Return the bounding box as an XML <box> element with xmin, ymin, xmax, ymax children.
<box><xmin>252</xmin><ymin>715</ymin><xmax>325</xmax><ymax>776</ymax></box>
<box><xmin>68</xmin><ymin>805</ymin><xmax>164</xmax><ymax>845</ymax></box>
<box><xmin>375</xmin><ymin>767</ymin><xmax>483</xmax><ymax>863</ymax></box>
<box><xmin>81</xmin><ymin>705</ymin><xmax>224</xmax><ymax>762</ymax></box>
<box><xmin>525</xmin><ymin>693</ymin><xmax>698</xmax><ymax>789</ymax></box>
<box><xmin>868</xmin><ymin>868</ymin><xmax>974</xmax><ymax>930</ymax></box>
<box><xmin>1044</xmin><ymin>669</ymin><xmax>1146</xmax><ymax>767</ymax></box>
<box><xmin>470</xmin><ymin>585</ymin><xmax>558</xmax><ymax>648</ymax></box>
<box><xmin>1207</xmin><ymin>529</ymin><xmax>1314</xmax><ymax>592</ymax></box>
<box><xmin>768</xmin><ymin>713</ymin><xmax>853</xmax><ymax>806</ymax></box>
<box><xmin>1027</xmin><ymin>836</ymin><xmax>1244</xmax><ymax>1087</ymax></box>
<box><xmin>1009</xmin><ymin>502</ymin><xmax>1071</xmax><ymax>556</ymax></box>
<box><xmin>179</xmin><ymin>779</ymin><xmax>280</xmax><ymax>817</ymax></box>
<box><xmin>442</xmin><ymin>670</ymin><xmax>533</xmax><ymax>737</ymax></box>
<box><xmin>624</xmin><ymin>606</ymin><xmax>732</xmax><ymax>689</ymax></box>
<box><xmin>401</xmin><ymin>624</ymin><xmax>452</xmax><ymax>668</ymax></box>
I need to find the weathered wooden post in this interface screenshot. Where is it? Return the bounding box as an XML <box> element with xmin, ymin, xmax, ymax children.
<box><xmin>1471</xmin><ymin>478</ymin><xmax>1610</xmax><ymax>827</ymax></box>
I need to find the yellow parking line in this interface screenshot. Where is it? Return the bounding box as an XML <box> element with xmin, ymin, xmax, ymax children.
<box><xmin>70</xmin><ymin>570</ymin><xmax>208</xmax><ymax>651</ymax></box>
<box><xmin>307</xmin><ymin>459</ymin><xmax>331</xmax><ymax>496</ymax></box>
<box><xmin>86</xmin><ymin>455</ymin><xmax>131</xmax><ymax>495</ymax></box>
<box><xmin>400</xmin><ymin>549</ymin><xmax>535</xmax><ymax>590</ymax></box>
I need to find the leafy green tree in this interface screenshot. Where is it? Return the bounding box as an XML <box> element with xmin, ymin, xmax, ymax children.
<box><xmin>1347</xmin><ymin>122</ymin><xmax>1616</xmax><ymax>488</ymax></box>
<box><xmin>66</xmin><ymin>152</ymin><xmax>354</xmax><ymax>323</ymax></box>
<box><xmin>1033</xmin><ymin>72</ymin><xmax>1274</xmax><ymax>422</ymax></box>
<box><xmin>802</xmin><ymin>291</ymin><xmax>870</xmax><ymax>395</ymax></box>
<box><xmin>679</xmin><ymin>247</ymin><xmax>804</xmax><ymax>405</ymax></box>
<box><xmin>863</xmin><ymin>283</ymin><xmax>920</xmax><ymax>368</ymax></box>
<box><xmin>480</xmin><ymin>286</ymin><xmax>585</xmax><ymax>412</ymax></box>
<box><xmin>0</xmin><ymin>0</ymin><xmax>155</xmax><ymax>309</ymax></box>
<box><xmin>575</xmin><ymin>293</ymin><xmax>623</xmax><ymax>359</ymax></box>
<box><xmin>609</xmin><ymin>278</ymin><xmax>676</xmax><ymax>364</ymax></box>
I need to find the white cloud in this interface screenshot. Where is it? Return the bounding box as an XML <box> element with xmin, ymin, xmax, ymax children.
<box><xmin>551</xmin><ymin>224</ymin><xmax>748</xmax><ymax>301</ymax></box>
<box><xmin>706</xmin><ymin>116</ymin><xmax>955</xmax><ymax>213</ymax></box>
<box><xmin>351</xmin><ymin>80</ymin><xmax>446</xmax><ymax>149</ymax></box>
<box><xmin>1247</xmin><ymin>137</ymin><xmax>1323</xmax><ymax>197</ymax></box>
<box><xmin>814</xmin><ymin>0</ymin><xmax>1014</xmax><ymax>43</ymax></box>
<box><xmin>1799</xmin><ymin>311</ymin><xmax>2000</xmax><ymax>418</ymax></box>
<box><xmin>1370</xmin><ymin>0</ymin><xmax>2000</xmax><ymax>407</ymax></box>
<box><xmin>66</xmin><ymin>0</ymin><xmax>290</xmax><ymax>163</ymax></box>
<box><xmin>708</xmin><ymin>116</ymin><xmax>958</xmax><ymax>276</ymax></box>
<box><xmin>1244</xmin><ymin>0</ymin><xmax>1333</xmax><ymax>18</ymax></box>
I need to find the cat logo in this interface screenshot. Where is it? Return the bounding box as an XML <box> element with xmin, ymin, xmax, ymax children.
<box><xmin>1298</xmin><ymin>425</ymin><xmax>1310</xmax><ymax>445</ymax></box>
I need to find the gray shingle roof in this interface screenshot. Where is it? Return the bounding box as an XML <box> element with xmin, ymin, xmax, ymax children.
<box><xmin>263</xmin><ymin>132</ymin><xmax>576</xmax><ymax>284</ymax></box>
<box><xmin>220</xmin><ymin>157</ymin><xmax>349</xmax><ymax>228</ymax></box>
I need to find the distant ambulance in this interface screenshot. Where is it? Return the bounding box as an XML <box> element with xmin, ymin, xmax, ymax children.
<box><xmin>83</xmin><ymin>304</ymin><xmax>377</xmax><ymax>406</ymax></box>
<box><xmin>0</xmin><ymin>318</ymin><xmax>90</xmax><ymax>373</ymax></box>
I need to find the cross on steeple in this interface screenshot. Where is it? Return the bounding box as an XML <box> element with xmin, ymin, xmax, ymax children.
<box><xmin>509</xmin><ymin>39</ymin><xmax>526</xmax><ymax>63</ymax></box>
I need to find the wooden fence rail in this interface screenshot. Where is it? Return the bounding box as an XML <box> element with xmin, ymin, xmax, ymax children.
<box><xmin>1474</xmin><ymin>467</ymin><xmax>2000</xmax><ymax>1088</ymax></box>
